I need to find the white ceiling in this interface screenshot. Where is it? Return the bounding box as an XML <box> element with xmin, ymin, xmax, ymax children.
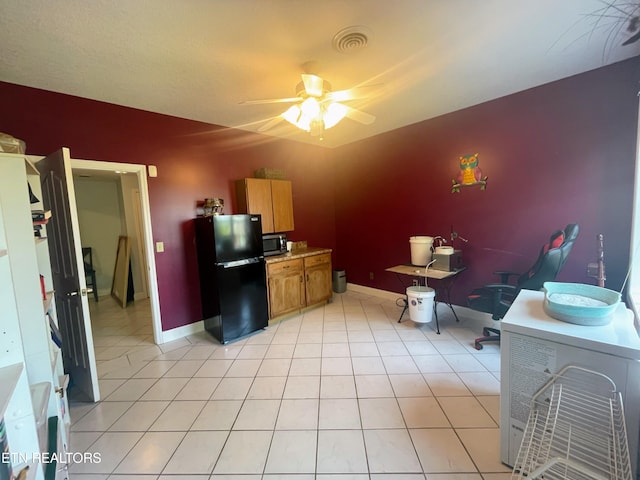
<box><xmin>1</xmin><ymin>1</ymin><xmax>639</xmax><ymax>148</ymax></box>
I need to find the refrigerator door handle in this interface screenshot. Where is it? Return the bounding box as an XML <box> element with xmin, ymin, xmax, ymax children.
<box><xmin>220</xmin><ymin>257</ymin><xmax>263</xmax><ymax>268</ymax></box>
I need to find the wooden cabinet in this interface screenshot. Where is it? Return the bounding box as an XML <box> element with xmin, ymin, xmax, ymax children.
<box><xmin>236</xmin><ymin>178</ymin><xmax>294</xmax><ymax>233</ymax></box>
<box><xmin>304</xmin><ymin>253</ymin><xmax>332</xmax><ymax>306</ymax></box>
<box><xmin>0</xmin><ymin>153</ymin><xmax>70</xmax><ymax>480</ymax></box>
<box><xmin>270</xmin><ymin>179</ymin><xmax>294</xmax><ymax>233</ymax></box>
<box><xmin>267</xmin><ymin>258</ymin><xmax>305</xmax><ymax>318</ymax></box>
<box><xmin>266</xmin><ymin>251</ymin><xmax>333</xmax><ymax>319</ymax></box>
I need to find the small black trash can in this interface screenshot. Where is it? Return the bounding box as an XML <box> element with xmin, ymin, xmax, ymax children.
<box><xmin>332</xmin><ymin>269</ymin><xmax>347</xmax><ymax>293</ymax></box>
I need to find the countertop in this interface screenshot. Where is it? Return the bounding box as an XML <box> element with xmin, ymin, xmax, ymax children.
<box><xmin>264</xmin><ymin>247</ymin><xmax>332</xmax><ymax>264</ymax></box>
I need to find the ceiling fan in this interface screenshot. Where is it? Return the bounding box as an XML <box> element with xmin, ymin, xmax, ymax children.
<box><xmin>241</xmin><ymin>73</ymin><xmax>376</xmax><ymax>137</ymax></box>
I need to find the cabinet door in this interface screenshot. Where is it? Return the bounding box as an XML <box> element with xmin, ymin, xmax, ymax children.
<box><xmin>267</xmin><ymin>259</ymin><xmax>305</xmax><ymax>318</ymax></box>
<box><xmin>271</xmin><ymin>180</ymin><xmax>294</xmax><ymax>232</ymax></box>
<box><xmin>304</xmin><ymin>254</ymin><xmax>332</xmax><ymax>306</ymax></box>
<box><xmin>238</xmin><ymin>178</ymin><xmax>274</xmax><ymax>233</ymax></box>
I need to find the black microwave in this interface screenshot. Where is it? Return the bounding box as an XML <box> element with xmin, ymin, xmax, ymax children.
<box><xmin>262</xmin><ymin>233</ymin><xmax>287</xmax><ymax>257</ymax></box>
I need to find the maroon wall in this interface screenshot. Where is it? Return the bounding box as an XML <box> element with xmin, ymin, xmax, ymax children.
<box><xmin>1</xmin><ymin>56</ymin><xmax>638</xmax><ymax>330</ymax></box>
<box><xmin>332</xmin><ymin>57</ymin><xmax>640</xmax><ymax>306</ymax></box>
<box><xmin>0</xmin><ymin>83</ymin><xmax>334</xmax><ymax>330</ymax></box>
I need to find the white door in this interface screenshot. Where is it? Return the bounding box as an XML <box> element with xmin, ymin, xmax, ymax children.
<box><xmin>37</xmin><ymin>147</ymin><xmax>100</xmax><ymax>402</ymax></box>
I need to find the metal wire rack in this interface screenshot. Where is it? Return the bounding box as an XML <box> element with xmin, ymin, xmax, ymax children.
<box><xmin>511</xmin><ymin>365</ymin><xmax>632</xmax><ymax>480</ymax></box>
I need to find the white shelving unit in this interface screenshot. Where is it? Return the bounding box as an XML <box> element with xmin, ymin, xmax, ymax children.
<box><xmin>0</xmin><ymin>153</ymin><xmax>70</xmax><ymax>480</ymax></box>
<box><xmin>512</xmin><ymin>366</ymin><xmax>632</xmax><ymax>479</ymax></box>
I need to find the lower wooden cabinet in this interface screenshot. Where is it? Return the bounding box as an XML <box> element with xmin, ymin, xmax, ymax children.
<box><xmin>266</xmin><ymin>252</ymin><xmax>332</xmax><ymax>319</ymax></box>
<box><xmin>304</xmin><ymin>253</ymin><xmax>332</xmax><ymax>306</ymax></box>
<box><xmin>267</xmin><ymin>258</ymin><xmax>305</xmax><ymax>318</ymax></box>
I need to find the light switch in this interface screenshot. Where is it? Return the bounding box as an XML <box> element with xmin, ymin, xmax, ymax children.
<box><xmin>156</xmin><ymin>241</ymin><xmax>164</xmax><ymax>253</ymax></box>
<box><xmin>148</xmin><ymin>165</ymin><xmax>158</xmax><ymax>177</ymax></box>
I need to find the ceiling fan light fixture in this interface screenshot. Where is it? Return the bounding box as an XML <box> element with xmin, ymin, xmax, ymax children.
<box><xmin>283</xmin><ymin>99</ymin><xmax>348</xmax><ymax>134</ymax></box>
<box><xmin>282</xmin><ymin>105</ymin><xmax>301</xmax><ymax>125</ymax></box>
<box><xmin>297</xmin><ymin>113</ymin><xmax>312</xmax><ymax>132</ymax></box>
<box><xmin>300</xmin><ymin>97</ymin><xmax>321</xmax><ymax>118</ymax></box>
<box><xmin>309</xmin><ymin>118</ymin><xmax>324</xmax><ymax>137</ymax></box>
<box><xmin>323</xmin><ymin>102</ymin><xmax>348</xmax><ymax>129</ymax></box>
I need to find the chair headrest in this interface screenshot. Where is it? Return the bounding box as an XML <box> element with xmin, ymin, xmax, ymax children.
<box><xmin>549</xmin><ymin>230</ymin><xmax>564</xmax><ymax>249</ymax></box>
<box><xmin>563</xmin><ymin>224</ymin><xmax>579</xmax><ymax>243</ymax></box>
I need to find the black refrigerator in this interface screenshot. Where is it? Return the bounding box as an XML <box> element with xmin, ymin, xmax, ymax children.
<box><xmin>194</xmin><ymin>214</ymin><xmax>269</xmax><ymax>344</ymax></box>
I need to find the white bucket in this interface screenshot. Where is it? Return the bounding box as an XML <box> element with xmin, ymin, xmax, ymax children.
<box><xmin>406</xmin><ymin>286</ymin><xmax>435</xmax><ymax>323</ymax></box>
<box><xmin>410</xmin><ymin>236</ymin><xmax>434</xmax><ymax>266</ymax></box>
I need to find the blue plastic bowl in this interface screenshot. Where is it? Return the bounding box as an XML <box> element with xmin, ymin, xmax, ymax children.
<box><xmin>542</xmin><ymin>282</ymin><xmax>621</xmax><ymax>326</ymax></box>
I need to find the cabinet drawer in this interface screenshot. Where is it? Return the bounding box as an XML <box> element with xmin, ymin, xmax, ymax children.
<box><xmin>304</xmin><ymin>253</ymin><xmax>331</xmax><ymax>268</ymax></box>
<box><xmin>268</xmin><ymin>259</ymin><xmax>303</xmax><ymax>276</ymax></box>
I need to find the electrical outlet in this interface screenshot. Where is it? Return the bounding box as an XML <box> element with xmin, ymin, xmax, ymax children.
<box><xmin>412</xmin><ymin>279</ymin><xmax>419</xmax><ymax>286</ymax></box>
<box><xmin>369</xmin><ymin>272</ymin><xmax>374</xmax><ymax>280</ymax></box>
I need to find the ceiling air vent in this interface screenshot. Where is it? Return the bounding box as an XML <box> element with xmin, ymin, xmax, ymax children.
<box><xmin>332</xmin><ymin>26</ymin><xmax>371</xmax><ymax>54</ymax></box>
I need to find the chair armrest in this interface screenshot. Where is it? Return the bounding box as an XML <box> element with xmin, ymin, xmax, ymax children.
<box><xmin>493</xmin><ymin>271</ymin><xmax>519</xmax><ymax>284</ymax></box>
<box><xmin>470</xmin><ymin>284</ymin><xmax>518</xmax><ymax>320</ymax></box>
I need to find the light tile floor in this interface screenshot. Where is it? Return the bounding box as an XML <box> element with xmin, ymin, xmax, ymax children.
<box><xmin>69</xmin><ymin>290</ymin><xmax>510</xmax><ymax>480</ymax></box>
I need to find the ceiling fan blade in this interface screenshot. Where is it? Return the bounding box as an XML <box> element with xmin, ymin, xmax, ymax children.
<box><xmin>325</xmin><ymin>84</ymin><xmax>383</xmax><ymax>102</ymax></box>
<box><xmin>240</xmin><ymin>97</ymin><xmax>301</xmax><ymax>105</ymax></box>
<box><xmin>257</xmin><ymin>116</ymin><xmax>285</xmax><ymax>132</ymax></box>
<box><xmin>301</xmin><ymin>74</ymin><xmax>324</xmax><ymax>97</ymax></box>
<box><xmin>344</xmin><ymin>105</ymin><xmax>376</xmax><ymax>125</ymax></box>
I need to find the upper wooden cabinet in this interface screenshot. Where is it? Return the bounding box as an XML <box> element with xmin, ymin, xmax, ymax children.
<box><xmin>270</xmin><ymin>179</ymin><xmax>294</xmax><ymax>233</ymax></box>
<box><xmin>236</xmin><ymin>178</ymin><xmax>294</xmax><ymax>233</ymax></box>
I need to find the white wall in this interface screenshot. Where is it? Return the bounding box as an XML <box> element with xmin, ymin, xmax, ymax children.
<box><xmin>74</xmin><ymin>176</ymin><xmax>124</xmax><ymax>297</ymax></box>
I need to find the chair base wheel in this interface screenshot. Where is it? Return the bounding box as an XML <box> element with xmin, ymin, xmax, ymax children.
<box><xmin>474</xmin><ymin>327</ymin><xmax>501</xmax><ymax>350</ymax></box>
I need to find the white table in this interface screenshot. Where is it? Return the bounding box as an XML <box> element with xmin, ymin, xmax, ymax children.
<box><xmin>385</xmin><ymin>264</ymin><xmax>466</xmax><ymax>333</ymax></box>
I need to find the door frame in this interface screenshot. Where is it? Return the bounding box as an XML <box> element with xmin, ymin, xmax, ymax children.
<box><xmin>70</xmin><ymin>159</ymin><xmax>163</xmax><ymax>344</ymax></box>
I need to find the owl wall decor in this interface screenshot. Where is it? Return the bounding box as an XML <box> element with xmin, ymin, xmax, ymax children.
<box><xmin>451</xmin><ymin>153</ymin><xmax>488</xmax><ymax>193</ymax></box>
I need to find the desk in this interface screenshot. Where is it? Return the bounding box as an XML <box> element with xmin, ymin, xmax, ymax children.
<box><xmin>385</xmin><ymin>264</ymin><xmax>465</xmax><ymax>333</ymax></box>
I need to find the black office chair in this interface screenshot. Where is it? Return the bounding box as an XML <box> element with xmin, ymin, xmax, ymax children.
<box><xmin>467</xmin><ymin>224</ymin><xmax>579</xmax><ymax>350</ymax></box>
<box><xmin>82</xmin><ymin>247</ymin><xmax>99</xmax><ymax>301</ymax></box>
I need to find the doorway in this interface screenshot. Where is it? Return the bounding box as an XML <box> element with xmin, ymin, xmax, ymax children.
<box><xmin>70</xmin><ymin>159</ymin><xmax>162</xmax><ymax>348</ymax></box>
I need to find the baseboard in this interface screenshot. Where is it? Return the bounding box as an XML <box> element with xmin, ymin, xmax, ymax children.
<box><xmin>346</xmin><ymin>282</ymin><xmax>496</xmax><ymax>327</ymax></box>
<box><xmin>160</xmin><ymin>319</ymin><xmax>205</xmax><ymax>344</ymax></box>
<box><xmin>345</xmin><ymin>283</ymin><xmax>403</xmax><ymax>302</ymax></box>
